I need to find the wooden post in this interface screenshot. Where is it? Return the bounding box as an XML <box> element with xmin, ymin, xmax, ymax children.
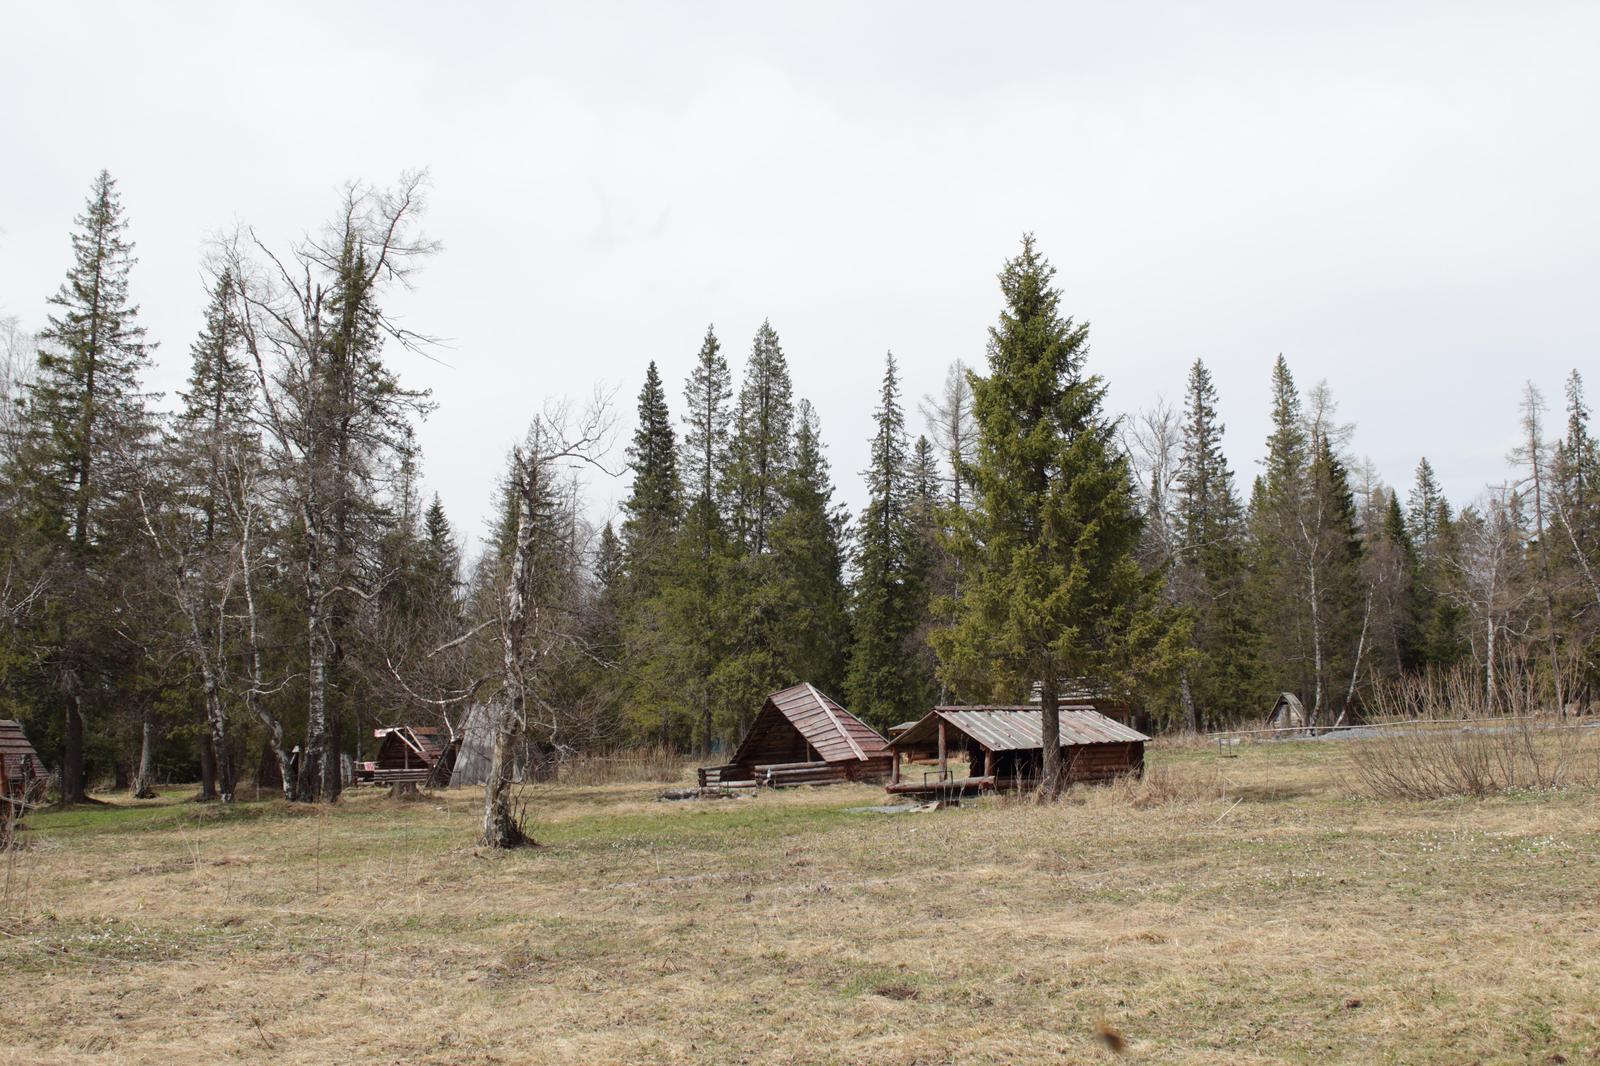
<box><xmin>937</xmin><ymin>720</ymin><xmax>948</xmax><ymax>780</ymax></box>
<box><xmin>890</xmin><ymin>749</ymin><xmax>901</xmax><ymax>785</ymax></box>
<box><xmin>984</xmin><ymin>748</ymin><xmax>995</xmax><ymax>778</ymax></box>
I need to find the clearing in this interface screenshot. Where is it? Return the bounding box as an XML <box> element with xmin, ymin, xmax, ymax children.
<box><xmin>2</xmin><ymin>740</ymin><xmax>1597</xmax><ymax>1064</ymax></box>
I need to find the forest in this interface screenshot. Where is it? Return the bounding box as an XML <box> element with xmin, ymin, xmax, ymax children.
<box><xmin>2</xmin><ymin>170</ymin><xmax>1597</xmax><ymax>830</ymax></box>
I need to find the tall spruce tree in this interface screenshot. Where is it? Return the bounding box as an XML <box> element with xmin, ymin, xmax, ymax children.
<box><xmin>17</xmin><ymin>171</ymin><xmax>155</xmax><ymax>802</ymax></box>
<box><xmin>621</xmin><ymin>361</ymin><xmax>680</xmax><ymax>568</ymax></box>
<box><xmin>673</xmin><ymin>327</ymin><xmax>735</xmax><ymax>750</ymax></box>
<box><xmin>1174</xmin><ymin>359</ymin><xmax>1254</xmax><ymax>730</ymax></box>
<box><xmin>769</xmin><ymin>401</ymin><xmax>852</xmax><ymax>695</ymax></box>
<box><xmin>846</xmin><ymin>353</ymin><xmax>929</xmax><ymax>727</ymax></box>
<box><xmin>728</xmin><ymin>320</ymin><xmax>794</xmax><ymax>555</ymax></box>
<box><xmin>619</xmin><ymin>361</ymin><xmax>686</xmax><ymax>743</ymax></box>
<box><xmin>933</xmin><ymin>236</ymin><xmax>1185</xmax><ymax>797</ymax></box>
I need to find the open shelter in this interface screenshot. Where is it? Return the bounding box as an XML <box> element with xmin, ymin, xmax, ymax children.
<box><xmin>886</xmin><ymin>706</ymin><xmax>1148</xmax><ymax>797</ymax></box>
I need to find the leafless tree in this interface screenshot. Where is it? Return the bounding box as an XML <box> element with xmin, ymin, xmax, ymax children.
<box><xmin>1511</xmin><ymin>383</ymin><xmax>1566</xmax><ymax>713</ymax></box>
<box><xmin>219</xmin><ymin>172</ymin><xmax>439</xmax><ymax>801</ymax></box>
<box><xmin>921</xmin><ymin>359</ymin><xmax>976</xmax><ymax>509</ymax></box>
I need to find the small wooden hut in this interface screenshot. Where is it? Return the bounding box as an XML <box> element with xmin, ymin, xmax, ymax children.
<box><xmin>1266</xmin><ymin>692</ymin><xmax>1307</xmax><ymax>730</ymax></box>
<box><xmin>886</xmin><ymin>706</ymin><xmax>1148</xmax><ymax>797</ymax></box>
<box><xmin>699</xmin><ymin>684</ymin><xmax>893</xmax><ymax>788</ymax></box>
<box><xmin>370</xmin><ymin>726</ymin><xmax>460</xmax><ymax>790</ymax></box>
<box><xmin>0</xmin><ymin>719</ymin><xmax>47</xmax><ymax>808</ymax></box>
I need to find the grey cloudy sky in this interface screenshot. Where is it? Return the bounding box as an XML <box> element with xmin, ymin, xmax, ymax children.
<box><xmin>3</xmin><ymin>1</ymin><xmax>1597</xmax><ymax>551</ymax></box>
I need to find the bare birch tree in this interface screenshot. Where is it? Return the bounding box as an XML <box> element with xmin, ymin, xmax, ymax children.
<box><xmin>220</xmin><ymin>173</ymin><xmax>438</xmax><ymax>802</ymax></box>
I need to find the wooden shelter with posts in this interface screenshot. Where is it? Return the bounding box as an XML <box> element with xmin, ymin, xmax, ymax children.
<box><xmin>885</xmin><ymin>706</ymin><xmax>1149</xmax><ymax>797</ymax></box>
<box><xmin>370</xmin><ymin>725</ymin><xmax>461</xmax><ymax>792</ymax></box>
<box><xmin>699</xmin><ymin>684</ymin><xmax>893</xmax><ymax>789</ymax></box>
<box><xmin>0</xmin><ymin>719</ymin><xmax>47</xmax><ymax>812</ymax></box>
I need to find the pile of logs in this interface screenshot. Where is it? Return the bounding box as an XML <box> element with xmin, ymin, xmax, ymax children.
<box><xmin>756</xmin><ymin>761</ymin><xmax>848</xmax><ymax>788</ymax></box>
<box><xmin>696</xmin><ymin>760</ymin><xmax>849</xmax><ymax>790</ymax></box>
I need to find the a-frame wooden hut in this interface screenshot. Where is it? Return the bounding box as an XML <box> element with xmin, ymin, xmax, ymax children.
<box><xmin>1267</xmin><ymin>692</ymin><xmax>1307</xmax><ymax>730</ymax></box>
<box><xmin>0</xmin><ymin>719</ymin><xmax>47</xmax><ymax>807</ymax></box>
<box><xmin>699</xmin><ymin>684</ymin><xmax>893</xmax><ymax>788</ymax></box>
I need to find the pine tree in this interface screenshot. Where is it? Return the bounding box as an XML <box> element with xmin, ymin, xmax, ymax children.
<box><xmin>846</xmin><ymin>353</ymin><xmax>929</xmax><ymax>727</ymax></box>
<box><xmin>932</xmin><ymin>236</ymin><xmax>1185</xmax><ymax>797</ymax></box>
<box><xmin>17</xmin><ymin>171</ymin><xmax>156</xmax><ymax>802</ymax></box>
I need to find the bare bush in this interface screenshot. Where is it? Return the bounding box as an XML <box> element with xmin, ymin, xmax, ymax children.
<box><xmin>1347</xmin><ymin>662</ymin><xmax>1599</xmax><ymax>799</ymax></box>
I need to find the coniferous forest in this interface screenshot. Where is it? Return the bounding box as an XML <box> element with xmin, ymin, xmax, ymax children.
<box><xmin>3</xmin><ymin>172</ymin><xmax>1597</xmax><ymax>809</ymax></box>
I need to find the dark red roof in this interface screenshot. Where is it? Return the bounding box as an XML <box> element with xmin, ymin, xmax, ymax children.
<box><xmin>731</xmin><ymin>684</ymin><xmax>891</xmax><ymax>765</ymax></box>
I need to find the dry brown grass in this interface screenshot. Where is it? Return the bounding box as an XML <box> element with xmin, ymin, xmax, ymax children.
<box><xmin>2</xmin><ymin>742</ymin><xmax>1599</xmax><ymax>1064</ymax></box>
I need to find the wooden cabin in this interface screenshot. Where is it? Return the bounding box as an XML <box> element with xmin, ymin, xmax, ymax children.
<box><xmin>886</xmin><ymin>706</ymin><xmax>1148</xmax><ymax>797</ymax></box>
<box><xmin>699</xmin><ymin>684</ymin><xmax>893</xmax><ymax>789</ymax></box>
<box><xmin>0</xmin><ymin>719</ymin><xmax>47</xmax><ymax>808</ymax></box>
<box><xmin>371</xmin><ymin>726</ymin><xmax>461</xmax><ymax>790</ymax></box>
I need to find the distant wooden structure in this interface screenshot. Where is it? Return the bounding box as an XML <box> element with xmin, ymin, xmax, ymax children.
<box><xmin>0</xmin><ymin>719</ymin><xmax>47</xmax><ymax>813</ymax></box>
<box><xmin>699</xmin><ymin>684</ymin><xmax>893</xmax><ymax>789</ymax></box>
<box><xmin>886</xmin><ymin>706</ymin><xmax>1149</xmax><ymax>797</ymax></box>
<box><xmin>370</xmin><ymin>726</ymin><xmax>460</xmax><ymax>791</ymax></box>
<box><xmin>1029</xmin><ymin>678</ymin><xmax>1139</xmax><ymax>727</ymax></box>
<box><xmin>1266</xmin><ymin>692</ymin><xmax>1307</xmax><ymax>730</ymax></box>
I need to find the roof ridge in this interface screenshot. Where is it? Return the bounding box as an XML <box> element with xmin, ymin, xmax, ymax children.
<box><xmin>806</xmin><ymin>682</ymin><xmax>866</xmax><ymax>761</ymax></box>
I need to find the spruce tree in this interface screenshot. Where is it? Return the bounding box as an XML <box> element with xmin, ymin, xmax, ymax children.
<box><xmin>621</xmin><ymin>360</ymin><xmax>680</xmax><ymax>569</ymax></box>
<box><xmin>846</xmin><ymin>353</ymin><xmax>929</xmax><ymax>727</ymax></box>
<box><xmin>1174</xmin><ymin>359</ymin><xmax>1254</xmax><ymax>729</ymax></box>
<box><xmin>933</xmin><ymin>236</ymin><xmax>1184</xmax><ymax>797</ymax></box>
<box><xmin>18</xmin><ymin>171</ymin><xmax>155</xmax><ymax>802</ymax></box>
<box><xmin>769</xmin><ymin>401</ymin><xmax>852</xmax><ymax>695</ymax></box>
<box><xmin>728</xmin><ymin>320</ymin><xmax>794</xmax><ymax>555</ymax></box>
<box><xmin>673</xmin><ymin>327</ymin><xmax>736</xmax><ymax>751</ymax></box>
<box><xmin>618</xmin><ymin>362</ymin><xmax>687</xmax><ymax>744</ymax></box>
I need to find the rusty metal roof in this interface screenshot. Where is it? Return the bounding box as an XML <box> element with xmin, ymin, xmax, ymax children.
<box><xmin>0</xmin><ymin>720</ymin><xmax>45</xmax><ymax>783</ymax></box>
<box><xmin>891</xmin><ymin>706</ymin><xmax>1149</xmax><ymax>752</ymax></box>
<box><xmin>730</xmin><ymin>684</ymin><xmax>892</xmax><ymax>765</ymax></box>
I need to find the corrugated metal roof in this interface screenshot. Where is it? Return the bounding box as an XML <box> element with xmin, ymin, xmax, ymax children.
<box><xmin>731</xmin><ymin>685</ymin><xmax>891</xmax><ymax>765</ymax></box>
<box><xmin>892</xmin><ymin>706</ymin><xmax>1149</xmax><ymax>752</ymax></box>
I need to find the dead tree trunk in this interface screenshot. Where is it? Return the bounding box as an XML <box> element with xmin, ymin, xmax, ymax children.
<box><xmin>481</xmin><ymin>448</ymin><xmax>541</xmax><ymax>849</ymax></box>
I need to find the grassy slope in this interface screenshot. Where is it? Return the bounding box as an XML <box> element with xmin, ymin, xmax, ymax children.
<box><xmin>2</xmin><ymin>741</ymin><xmax>1598</xmax><ymax>1064</ymax></box>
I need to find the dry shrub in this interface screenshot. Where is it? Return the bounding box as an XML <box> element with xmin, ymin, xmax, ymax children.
<box><xmin>1069</xmin><ymin>763</ymin><xmax>1227</xmax><ymax>809</ymax></box>
<box><xmin>557</xmin><ymin>747</ymin><xmax>692</xmax><ymax>787</ymax></box>
<box><xmin>1347</xmin><ymin>663</ymin><xmax>1600</xmax><ymax>800</ymax></box>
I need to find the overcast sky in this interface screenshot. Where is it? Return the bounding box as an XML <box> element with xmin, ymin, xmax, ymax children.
<box><xmin>3</xmin><ymin>2</ymin><xmax>1597</xmax><ymax>553</ymax></box>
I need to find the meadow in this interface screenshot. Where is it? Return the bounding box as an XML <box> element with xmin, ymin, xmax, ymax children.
<box><xmin>2</xmin><ymin>738</ymin><xmax>1598</xmax><ymax>1064</ymax></box>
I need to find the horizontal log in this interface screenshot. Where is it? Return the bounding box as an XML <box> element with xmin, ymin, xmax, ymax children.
<box><xmin>885</xmin><ymin>775</ymin><xmax>995</xmax><ymax>795</ymax></box>
<box><xmin>753</xmin><ymin>760</ymin><xmax>832</xmax><ymax>773</ymax></box>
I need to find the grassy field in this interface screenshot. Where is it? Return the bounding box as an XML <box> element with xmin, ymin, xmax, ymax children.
<box><xmin>3</xmin><ymin>740</ymin><xmax>1599</xmax><ymax>1064</ymax></box>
